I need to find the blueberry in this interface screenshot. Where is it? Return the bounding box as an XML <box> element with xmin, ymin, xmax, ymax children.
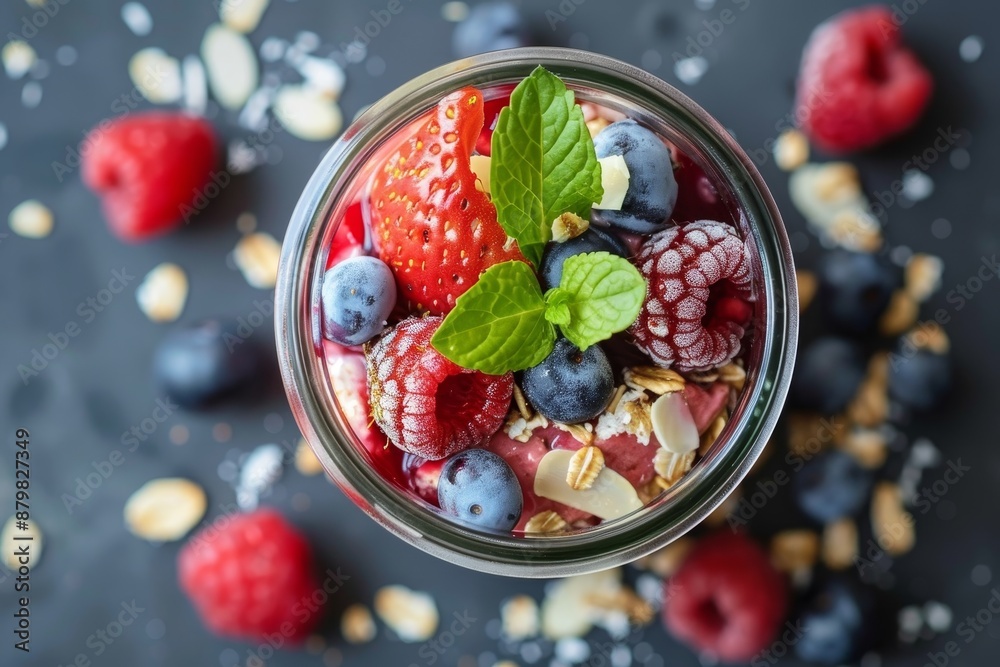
<box><xmin>437</xmin><ymin>449</ymin><xmax>522</xmax><ymax>532</ymax></box>
<box><xmin>321</xmin><ymin>256</ymin><xmax>396</xmax><ymax>346</ymax></box>
<box><xmin>793</xmin><ymin>450</ymin><xmax>873</xmax><ymax>523</ymax></box>
<box><xmin>452</xmin><ymin>2</ymin><xmax>530</xmax><ymax>59</ymax></box>
<box><xmin>522</xmin><ymin>339</ymin><xmax>614</xmax><ymax>424</ymax></box>
<box><xmin>888</xmin><ymin>348</ymin><xmax>951</xmax><ymax>410</ymax></box>
<box><xmin>539</xmin><ymin>227</ymin><xmax>630</xmax><ymax>290</ymax></box>
<box><xmin>153</xmin><ymin>319</ymin><xmax>263</xmax><ymax>409</ymax></box>
<box><xmin>795</xmin><ymin>576</ymin><xmax>876</xmax><ymax>665</ymax></box>
<box><xmin>817</xmin><ymin>250</ymin><xmax>902</xmax><ymax>334</ymax></box>
<box><xmin>592</xmin><ymin>120</ymin><xmax>678</xmax><ymax>234</ymax></box>
<box><xmin>791</xmin><ymin>337</ymin><xmax>867</xmax><ymax>414</ymax></box>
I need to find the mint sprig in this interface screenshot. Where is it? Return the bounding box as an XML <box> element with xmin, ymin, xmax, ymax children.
<box><xmin>431</xmin><ymin>253</ymin><xmax>645</xmax><ymax>374</ymax></box>
<box><xmin>490</xmin><ymin>66</ymin><xmax>604</xmax><ymax>267</ymax></box>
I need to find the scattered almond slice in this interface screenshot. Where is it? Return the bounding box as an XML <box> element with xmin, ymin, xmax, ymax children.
<box><xmin>534</xmin><ymin>449</ymin><xmax>642</xmax><ymax>520</ymax></box>
<box><xmin>524</xmin><ymin>510</ymin><xmax>568</xmax><ymax>535</ymax></box>
<box><xmin>651</xmin><ymin>391</ymin><xmax>699</xmax><ymax>454</ymax></box>
<box><xmin>2</xmin><ymin>40</ymin><xmax>36</xmax><ymax>80</ymax></box>
<box><xmin>374</xmin><ymin>585</ymin><xmax>439</xmax><ymax>642</ymax></box>
<box><xmin>566</xmin><ymin>445</ymin><xmax>605</xmax><ymax>490</ymax></box>
<box><xmin>273</xmin><ymin>83</ymin><xmax>344</xmax><ymax>141</ymax></box>
<box><xmin>541</xmin><ymin>569</ymin><xmax>622</xmax><ymax>639</ymax></box>
<box><xmin>129</xmin><ymin>48</ymin><xmax>183</xmax><ymax>104</ymax></box>
<box><xmin>822</xmin><ymin>518</ymin><xmax>858</xmax><ymax>570</ymax></box>
<box><xmin>871</xmin><ymin>482</ymin><xmax>915</xmax><ymax>557</ymax></box>
<box><xmin>136</xmin><ymin>263</ymin><xmax>188</xmax><ymax>323</ymax></box>
<box><xmin>633</xmin><ymin>537</ymin><xmax>694</xmax><ymax>578</ymax></box>
<box><xmin>470</xmin><ymin>155</ymin><xmax>491</xmax><ymax>194</ymax></box>
<box><xmin>828</xmin><ymin>208</ymin><xmax>883</xmax><ymax>253</ymax></box>
<box><xmin>2</xmin><ymin>516</ymin><xmax>42</xmax><ymax>570</ymax></box>
<box><xmin>594</xmin><ymin>154</ymin><xmax>630</xmax><ymax>211</ymax></box>
<box><xmin>653</xmin><ymin>448</ymin><xmax>695</xmax><ymax>486</ymax></box>
<box><xmin>551</xmin><ymin>211</ymin><xmax>588</xmax><ymax>243</ymax></box>
<box><xmin>341</xmin><ymin>603</ymin><xmax>376</xmax><ymax>644</ymax></box>
<box><xmin>584</xmin><ymin>587</ymin><xmax>655</xmax><ymax>626</ymax></box>
<box><xmin>124</xmin><ymin>478</ymin><xmax>207</xmax><ymax>542</ymax></box>
<box><xmin>9</xmin><ymin>199</ymin><xmax>53</xmax><ymax>238</ymax></box>
<box><xmin>234</xmin><ymin>231</ymin><xmax>281</xmax><ymax>289</ymax></box>
<box><xmin>789</xmin><ymin>163</ymin><xmax>876</xmax><ymax>244</ymax></box>
<box><xmin>219</xmin><ymin>0</ymin><xmax>270</xmax><ymax>33</ymax></box>
<box><xmin>797</xmin><ymin>270</ymin><xmax>817</xmax><ymax>312</ymax></box>
<box><xmin>501</xmin><ymin>595</ymin><xmax>540</xmax><ymax>640</ymax></box>
<box><xmin>770</xmin><ymin>529</ymin><xmax>820</xmax><ymax>574</ymax></box>
<box><xmin>773</xmin><ymin>129</ymin><xmax>810</xmax><ymax>171</ymax></box>
<box><xmin>201</xmin><ymin>23</ymin><xmax>259</xmax><ymax>110</ymax></box>
<box><xmin>295</xmin><ymin>438</ymin><xmax>324</xmax><ymax>476</ymax></box>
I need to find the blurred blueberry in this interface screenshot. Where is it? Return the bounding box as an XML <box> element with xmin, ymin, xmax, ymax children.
<box><xmin>818</xmin><ymin>250</ymin><xmax>901</xmax><ymax>335</ymax></box>
<box><xmin>795</xmin><ymin>576</ymin><xmax>876</xmax><ymax>665</ymax></box>
<box><xmin>794</xmin><ymin>450</ymin><xmax>873</xmax><ymax>523</ymax></box>
<box><xmin>452</xmin><ymin>2</ymin><xmax>530</xmax><ymax>58</ymax></box>
<box><xmin>888</xmin><ymin>347</ymin><xmax>951</xmax><ymax>410</ymax></box>
<box><xmin>791</xmin><ymin>337</ymin><xmax>867</xmax><ymax>414</ymax></box>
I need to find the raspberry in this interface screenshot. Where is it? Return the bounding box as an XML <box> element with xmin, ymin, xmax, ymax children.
<box><xmin>664</xmin><ymin>531</ymin><xmax>788</xmax><ymax>662</ymax></box>
<box><xmin>629</xmin><ymin>221</ymin><xmax>752</xmax><ymax>372</ymax></box>
<box><xmin>178</xmin><ymin>509</ymin><xmax>320</xmax><ymax>643</ymax></box>
<box><xmin>796</xmin><ymin>5</ymin><xmax>933</xmax><ymax>153</ymax></box>
<box><xmin>81</xmin><ymin>112</ymin><xmax>218</xmax><ymax>242</ymax></box>
<box><xmin>366</xmin><ymin>317</ymin><xmax>514</xmax><ymax>460</ymax></box>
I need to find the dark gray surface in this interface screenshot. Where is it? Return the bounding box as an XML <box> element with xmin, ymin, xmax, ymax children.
<box><xmin>1</xmin><ymin>0</ymin><xmax>999</xmax><ymax>665</ymax></box>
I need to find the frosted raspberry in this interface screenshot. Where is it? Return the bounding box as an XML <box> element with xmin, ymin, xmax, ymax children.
<box><xmin>629</xmin><ymin>221</ymin><xmax>753</xmax><ymax>372</ymax></box>
<box><xmin>366</xmin><ymin>317</ymin><xmax>514</xmax><ymax>460</ymax></box>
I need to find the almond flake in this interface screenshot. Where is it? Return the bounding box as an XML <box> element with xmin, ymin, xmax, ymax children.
<box><xmin>524</xmin><ymin>510</ymin><xmax>568</xmax><ymax>534</ymax></box>
<box><xmin>469</xmin><ymin>154</ymin><xmax>491</xmax><ymax>194</ymax></box>
<box><xmin>797</xmin><ymin>270</ymin><xmax>817</xmax><ymax>312</ymax></box>
<box><xmin>770</xmin><ymin>529</ymin><xmax>820</xmax><ymax>574</ymax></box>
<box><xmin>234</xmin><ymin>231</ymin><xmax>281</xmax><ymax>288</ymax></box>
<box><xmin>551</xmin><ymin>211</ymin><xmax>589</xmax><ymax>243</ymax></box>
<box><xmin>634</xmin><ymin>537</ymin><xmax>694</xmax><ymax>578</ymax></box>
<box><xmin>2</xmin><ymin>40</ymin><xmax>36</xmax><ymax>80</ymax></box>
<box><xmin>374</xmin><ymin>585</ymin><xmax>438</xmax><ymax>642</ymax></box>
<box><xmin>815</xmin><ymin>163</ymin><xmax>863</xmax><ymax>202</ymax></box>
<box><xmin>273</xmin><ymin>83</ymin><xmax>343</xmax><ymax>141</ymax></box>
<box><xmin>839</xmin><ymin>428</ymin><xmax>888</xmax><ymax>469</ymax></box>
<box><xmin>534</xmin><ymin>449</ymin><xmax>642</xmax><ymax>520</ymax></box>
<box><xmin>822</xmin><ymin>518</ymin><xmax>858</xmax><ymax>570</ymax></box>
<box><xmin>124</xmin><ymin>478</ymin><xmax>207</xmax><ymax>542</ymax></box>
<box><xmin>773</xmin><ymin>129</ymin><xmax>810</xmax><ymax>171</ymax></box>
<box><xmin>567</xmin><ymin>446</ymin><xmax>605</xmax><ymax>490</ymax></box>
<box><xmin>219</xmin><ymin>0</ymin><xmax>270</xmax><ymax>33</ymax></box>
<box><xmin>129</xmin><ymin>48</ymin><xmax>183</xmax><ymax>104</ymax></box>
<box><xmin>871</xmin><ymin>482</ymin><xmax>915</xmax><ymax>556</ymax></box>
<box><xmin>541</xmin><ymin>569</ymin><xmax>622</xmax><ymax>639</ymax></box>
<box><xmin>847</xmin><ymin>373</ymin><xmax>889</xmax><ymax>428</ymax></box>
<box><xmin>136</xmin><ymin>262</ymin><xmax>188</xmax><ymax>322</ymax></box>
<box><xmin>2</xmin><ymin>516</ymin><xmax>42</xmax><ymax>570</ymax></box>
<box><xmin>295</xmin><ymin>438</ymin><xmax>324</xmax><ymax>476</ymax></box>
<box><xmin>501</xmin><ymin>595</ymin><xmax>540</xmax><ymax>640</ymax></box>
<box><xmin>905</xmin><ymin>254</ymin><xmax>943</xmax><ymax>302</ymax></box>
<box><xmin>651</xmin><ymin>391</ymin><xmax>699</xmax><ymax>454</ymax></box>
<box><xmin>9</xmin><ymin>199</ymin><xmax>53</xmax><ymax>238</ymax></box>
<box><xmin>879</xmin><ymin>290</ymin><xmax>919</xmax><ymax>337</ymax></box>
<box><xmin>201</xmin><ymin>23</ymin><xmax>259</xmax><ymax>110</ymax></box>
<box><xmin>653</xmin><ymin>448</ymin><xmax>694</xmax><ymax>486</ymax></box>
<box><xmin>623</xmin><ymin>366</ymin><xmax>685</xmax><ymax>395</ymax></box>
<box><xmin>341</xmin><ymin>603</ymin><xmax>376</xmax><ymax>644</ymax></box>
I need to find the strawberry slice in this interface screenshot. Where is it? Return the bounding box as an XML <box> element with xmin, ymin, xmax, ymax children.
<box><xmin>369</xmin><ymin>87</ymin><xmax>524</xmax><ymax>316</ymax></box>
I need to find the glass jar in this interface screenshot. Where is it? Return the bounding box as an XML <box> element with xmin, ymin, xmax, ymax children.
<box><xmin>276</xmin><ymin>47</ymin><xmax>797</xmax><ymax>577</ymax></box>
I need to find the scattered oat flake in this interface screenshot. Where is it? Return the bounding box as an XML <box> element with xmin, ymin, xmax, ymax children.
<box><xmin>273</xmin><ymin>84</ymin><xmax>343</xmax><ymax>141</ymax></box>
<box><xmin>2</xmin><ymin>516</ymin><xmax>42</xmax><ymax>570</ymax></box>
<box><xmin>871</xmin><ymin>482</ymin><xmax>915</xmax><ymax>556</ymax></box>
<box><xmin>3</xmin><ymin>40</ymin><xmax>36</xmax><ymax>79</ymax></box>
<box><xmin>501</xmin><ymin>595</ymin><xmax>540</xmax><ymax>641</ymax></box>
<box><xmin>960</xmin><ymin>35</ymin><xmax>984</xmax><ymax>63</ymax></box>
<box><xmin>136</xmin><ymin>263</ymin><xmax>188</xmax><ymax>322</ymax></box>
<box><xmin>542</xmin><ymin>569</ymin><xmax>623</xmax><ymax>639</ymax></box>
<box><xmin>770</xmin><ymin>529</ymin><xmax>819</xmax><ymax>574</ymax></box>
<box><xmin>374</xmin><ymin>585</ymin><xmax>439</xmax><ymax>642</ymax></box>
<box><xmin>9</xmin><ymin>199</ymin><xmax>53</xmax><ymax>238</ymax></box>
<box><xmin>21</xmin><ymin>81</ymin><xmax>42</xmax><ymax>108</ymax></box>
<box><xmin>124</xmin><ymin>478</ymin><xmax>207</xmax><ymax>541</ymax></box>
<box><xmin>295</xmin><ymin>438</ymin><xmax>324</xmax><ymax>475</ymax></box>
<box><xmin>201</xmin><ymin>23</ymin><xmax>259</xmax><ymax>110</ymax></box>
<box><xmin>822</xmin><ymin>518</ymin><xmax>858</xmax><ymax>570</ymax></box>
<box><xmin>220</xmin><ymin>0</ymin><xmax>270</xmax><ymax>33</ymax></box>
<box><xmin>341</xmin><ymin>603</ymin><xmax>377</xmax><ymax>644</ymax></box>
<box><xmin>674</xmin><ymin>56</ymin><xmax>708</xmax><ymax>85</ymax></box>
<box><xmin>773</xmin><ymin>129</ymin><xmax>809</xmax><ymax>171</ymax></box>
<box><xmin>129</xmin><ymin>48</ymin><xmax>183</xmax><ymax>104</ymax></box>
<box><xmin>121</xmin><ymin>2</ymin><xmax>154</xmax><ymax>36</ymax></box>
<box><xmin>234</xmin><ymin>231</ymin><xmax>281</xmax><ymax>288</ymax></box>
<box><xmin>442</xmin><ymin>1</ymin><xmax>469</xmax><ymax>21</ymax></box>
<box><xmin>182</xmin><ymin>55</ymin><xmax>208</xmax><ymax>114</ymax></box>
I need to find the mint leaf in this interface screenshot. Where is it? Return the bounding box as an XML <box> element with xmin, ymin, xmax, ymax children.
<box><xmin>431</xmin><ymin>261</ymin><xmax>556</xmax><ymax>374</ymax></box>
<box><xmin>491</xmin><ymin>66</ymin><xmax>604</xmax><ymax>267</ymax></box>
<box><xmin>544</xmin><ymin>288</ymin><xmax>572</xmax><ymax>327</ymax></box>
<box><xmin>558</xmin><ymin>252</ymin><xmax>646</xmax><ymax>351</ymax></box>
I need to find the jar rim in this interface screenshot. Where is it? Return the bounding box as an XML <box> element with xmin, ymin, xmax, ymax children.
<box><xmin>276</xmin><ymin>47</ymin><xmax>798</xmax><ymax>577</ymax></box>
